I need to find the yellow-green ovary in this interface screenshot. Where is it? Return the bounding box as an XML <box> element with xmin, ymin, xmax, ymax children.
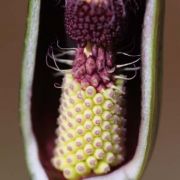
<box><xmin>52</xmin><ymin>73</ymin><xmax>126</xmax><ymax>180</ymax></box>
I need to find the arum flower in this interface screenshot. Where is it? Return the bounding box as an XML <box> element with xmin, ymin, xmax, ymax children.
<box><xmin>20</xmin><ymin>0</ymin><xmax>164</xmax><ymax>180</ymax></box>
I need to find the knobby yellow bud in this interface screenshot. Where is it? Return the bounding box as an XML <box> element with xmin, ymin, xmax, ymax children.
<box><xmin>52</xmin><ymin>74</ymin><xmax>126</xmax><ymax>180</ymax></box>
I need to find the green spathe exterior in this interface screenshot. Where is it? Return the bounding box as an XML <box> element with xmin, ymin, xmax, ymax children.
<box><xmin>20</xmin><ymin>0</ymin><xmax>164</xmax><ymax>180</ymax></box>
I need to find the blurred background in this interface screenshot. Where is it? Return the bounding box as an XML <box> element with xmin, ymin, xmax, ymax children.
<box><xmin>0</xmin><ymin>1</ymin><xmax>179</xmax><ymax>180</ymax></box>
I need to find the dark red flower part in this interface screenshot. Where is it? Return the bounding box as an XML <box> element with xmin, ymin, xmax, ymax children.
<box><xmin>72</xmin><ymin>45</ymin><xmax>115</xmax><ymax>91</ymax></box>
<box><xmin>85</xmin><ymin>56</ymin><xmax>96</xmax><ymax>75</ymax></box>
<box><xmin>65</xmin><ymin>0</ymin><xmax>126</xmax><ymax>47</ymax></box>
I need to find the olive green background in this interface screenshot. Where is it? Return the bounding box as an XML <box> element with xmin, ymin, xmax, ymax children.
<box><xmin>0</xmin><ymin>1</ymin><xmax>179</xmax><ymax>180</ymax></box>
